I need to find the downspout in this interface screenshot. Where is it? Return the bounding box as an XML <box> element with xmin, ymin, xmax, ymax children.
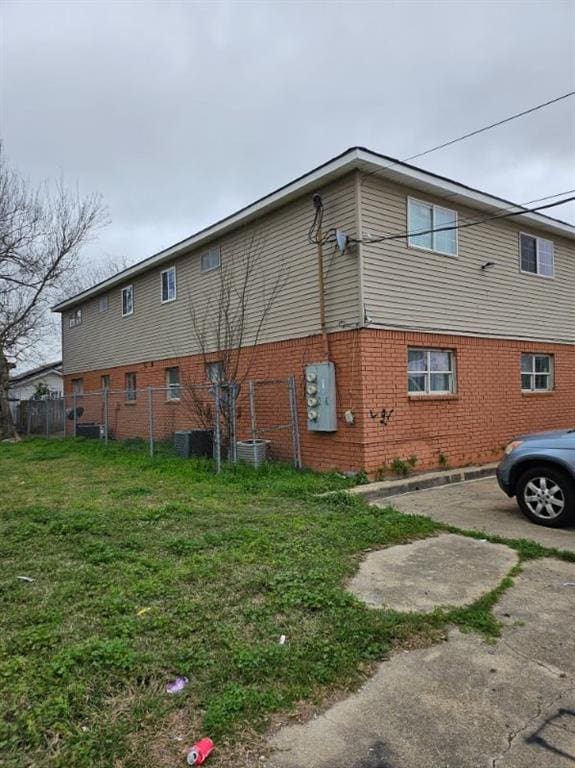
<box><xmin>354</xmin><ymin>169</ymin><xmax>365</xmax><ymax>327</ymax></box>
<box><xmin>313</xmin><ymin>194</ymin><xmax>330</xmax><ymax>360</ymax></box>
<box><xmin>316</xmin><ymin>222</ymin><xmax>330</xmax><ymax>360</ymax></box>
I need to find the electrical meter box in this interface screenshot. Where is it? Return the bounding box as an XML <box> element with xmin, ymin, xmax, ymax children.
<box><xmin>305</xmin><ymin>361</ymin><xmax>337</xmax><ymax>432</ymax></box>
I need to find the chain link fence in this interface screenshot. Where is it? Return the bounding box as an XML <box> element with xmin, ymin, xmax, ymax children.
<box><xmin>13</xmin><ymin>375</ymin><xmax>301</xmax><ymax>472</ymax></box>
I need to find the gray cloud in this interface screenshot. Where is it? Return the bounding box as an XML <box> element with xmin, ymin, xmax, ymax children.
<box><xmin>2</xmin><ymin>0</ymin><xmax>574</xmax><ymax>279</ymax></box>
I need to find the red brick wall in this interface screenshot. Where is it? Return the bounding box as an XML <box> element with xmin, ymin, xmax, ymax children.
<box><xmin>64</xmin><ymin>329</ymin><xmax>575</xmax><ymax>474</ymax></box>
<box><xmin>359</xmin><ymin>330</ymin><xmax>575</xmax><ymax>473</ymax></box>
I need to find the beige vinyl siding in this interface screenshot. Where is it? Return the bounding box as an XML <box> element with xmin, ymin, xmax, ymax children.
<box><xmin>360</xmin><ymin>175</ymin><xmax>575</xmax><ymax>343</ymax></box>
<box><xmin>62</xmin><ymin>174</ymin><xmax>360</xmax><ymax>374</ymax></box>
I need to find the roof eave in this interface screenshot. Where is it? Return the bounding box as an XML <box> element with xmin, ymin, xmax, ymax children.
<box><xmin>53</xmin><ymin>146</ymin><xmax>575</xmax><ymax>312</ymax></box>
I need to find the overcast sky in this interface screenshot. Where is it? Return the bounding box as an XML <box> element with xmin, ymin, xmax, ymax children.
<box><xmin>1</xmin><ymin>0</ymin><xmax>574</xmax><ymax>363</ymax></box>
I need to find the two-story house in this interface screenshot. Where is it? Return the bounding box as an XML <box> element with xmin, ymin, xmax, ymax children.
<box><xmin>54</xmin><ymin>147</ymin><xmax>575</xmax><ymax>473</ymax></box>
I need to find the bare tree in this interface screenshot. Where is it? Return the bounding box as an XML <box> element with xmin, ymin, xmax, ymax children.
<box><xmin>180</xmin><ymin>234</ymin><xmax>288</xmax><ymax>438</ymax></box>
<box><xmin>58</xmin><ymin>251</ymin><xmax>134</xmax><ymax>300</ymax></box>
<box><xmin>0</xmin><ymin>147</ymin><xmax>107</xmax><ymax>439</ymax></box>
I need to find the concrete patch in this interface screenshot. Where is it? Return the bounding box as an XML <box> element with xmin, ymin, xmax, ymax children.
<box><xmin>267</xmin><ymin>559</ymin><xmax>575</xmax><ymax>768</ymax></box>
<box><xmin>383</xmin><ymin>477</ymin><xmax>575</xmax><ymax>554</ymax></box>
<box><xmin>347</xmin><ymin>533</ymin><xmax>518</xmax><ymax>612</ymax></box>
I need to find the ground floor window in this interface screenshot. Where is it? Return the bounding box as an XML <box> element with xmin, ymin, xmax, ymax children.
<box><xmin>71</xmin><ymin>378</ymin><xmax>84</xmax><ymax>396</ymax></box>
<box><xmin>125</xmin><ymin>372</ymin><xmax>137</xmax><ymax>401</ymax></box>
<box><xmin>206</xmin><ymin>361</ymin><xmax>223</xmax><ymax>383</ymax></box>
<box><xmin>165</xmin><ymin>366</ymin><xmax>181</xmax><ymax>400</ymax></box>
<box><xmin>408</xmin><ymin>348</ymin><xmax>455</xmax><ymax>394</ymax></box>
<box><xmin>521</xmin><ymin>353</ymin><xmax>553</xmax><ymax>392</ymax></box>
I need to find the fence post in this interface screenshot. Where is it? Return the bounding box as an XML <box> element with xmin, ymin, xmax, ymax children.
<box><xmin>26</xmin><ymin>400</ymin><xmax>31</xmax><ymax>436</ymax></box>
<box><xmin>228</xmin><ymin>384</ymin><xmax>237</xmax><ymax>464</ymax></box>
<box><xmin>103</xmin><ymin>388</ymin><xmax>109</xmax><ymax>445</ymax></box>
<box><xmin>73</xmin><ymin>392</ymin><xmax>77</xmax><ymax>437</ymax></box>
<box><xmin>248</xmin><ymin>380</ymin><xmax>257</xmax><ymax>442</ymax></box>
<box><xmin>213</xmin><ymin>383</ymin><xmax>221</xmax><ymax>474</ymax></box>
<box><xmin>147</xmin><ymin>387</ymin><xmax>154</xmax><ymax>457</ymax></box>
<box><xmin>45</xmin><ymin>398</ymin><xmax>49</xmax><ymax>437</ymax></box>
<box><xmin>288</xmin><ymin>375</ymin><xmax>302</xmax><ymax>469</ymax></box>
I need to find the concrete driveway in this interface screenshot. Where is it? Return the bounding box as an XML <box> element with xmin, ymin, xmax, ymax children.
<box><xmin>265</xmin><ymin>478</ymin><xmax>575</xmax><ymax>768</ymax></box>
<box><xmin>267</xmin><ymin>557</ymin><xmax>575</xmax><ymax>768</ymax></box>
<box><xmin>383</xmin><ymin>477</ymin><xmax>575</xmax><ymax>553</ymax></box>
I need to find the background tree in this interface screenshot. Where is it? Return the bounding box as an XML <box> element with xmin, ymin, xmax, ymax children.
<box><xmin>0</xmin><ymin>147</ymin><xmax>107</xmax><ymax>439</ymax></box>
<box><xmin>180</xmin><ymin>234</ymin><xmax>288</xmax><ymax>445</ymax></box>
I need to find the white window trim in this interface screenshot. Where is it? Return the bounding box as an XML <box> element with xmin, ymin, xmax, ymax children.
<box><xmin>521</xmin><ymin>353</ymin><xmax>554</xmax><ymax>392</ymax></box>
<box><xmin>201</xmin><ymin>245</ymin><xmax>221</xmax><ymax>273</ymax></box>
<box><xmin>408</xmin><ymin>347</ymin><xmax>456</xmax><ymax>396</ymax></box>
<box><xmin>121</xmin><ymin>285</ymin><xmax>134</xmax><ymax>317</ymax></box>
<box><xmin>165</xmin><ymin>367</ymin><xmax>181</xmax><ymax>400</ymax></box>
<box><xmin>407</xmin><ymin>197</ymin><xmax>458</xmax><ymax>258</ymax></box>
<box><xmin>160</xmin><ymin>266</ymin><xmax>177</xmax><ymax>304</ymax></box>
<box><xmin>125</xmin><ymin>372</ymin><xmax>137</xmax><ymax>401</ymax></box>
<box><xmin>206</xmin><ymin>360</ymin><xmax>224</xmax><ymax>383</ymax></box>
<box><xmin>518</xmin><ymin>232</ymin><xmax>555</xmax><ymax>280</ymax></box>
<box><xmin>68</xmin><ymin>308</ymin><xmax>82</xmax><ymax>328</ymax></box>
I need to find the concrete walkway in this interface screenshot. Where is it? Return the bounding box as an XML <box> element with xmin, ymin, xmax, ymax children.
<box><xmin>266</xmin><ymin>558</ymin><xmax>575</xmax><ymax>768</ymax></box>
<box><xmin>347</xmin><ymin>533</ymin><xmax>518</xmax><ymax>612</ymax></box>
<box><xmin>382</xmin><ymin>477</ymin><xmax>575</xmax><ymax>554</ymax></box>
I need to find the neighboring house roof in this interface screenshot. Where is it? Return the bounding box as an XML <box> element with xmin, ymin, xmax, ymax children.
<box><xmin>52</xmin><ymin>146</ymin><xmax>575</xmax><ymax>313</ymax></box>
<box><xmin>9</xmin><ymin>361</ymin><xmax>63</xmax><ymax>386</ymax></box>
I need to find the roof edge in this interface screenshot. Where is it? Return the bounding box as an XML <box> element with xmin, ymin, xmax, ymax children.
<box><xmin>53</xmin><ymin>146</ymin><xmax>575</xmax><ymax>312</ymax></box>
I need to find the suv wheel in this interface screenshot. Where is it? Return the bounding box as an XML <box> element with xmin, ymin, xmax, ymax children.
<box><xmin>516</xmin><ymin>466</ymin><xmax>575</xmax><ymax>528</ymax></box>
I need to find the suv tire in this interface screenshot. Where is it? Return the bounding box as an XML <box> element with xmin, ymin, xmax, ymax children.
<box><xmin>516</xmin><ymin>466</ymin><xmax>575</xmax><ymax>528</ymax></box>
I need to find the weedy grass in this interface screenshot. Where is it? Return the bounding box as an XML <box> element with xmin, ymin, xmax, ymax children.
<box><xmin>0</xmin><ymin>438</ymin><xmax>552</xmax><ymax>768</ymax></box>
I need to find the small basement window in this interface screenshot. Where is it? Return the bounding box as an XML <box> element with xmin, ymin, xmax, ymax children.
<box><xmin>521</xmin><ymin>353</ymin><xmax>553</xmax><ymax>392</ymax></box>
<box><xmin>408</xmin><ymin>348</ymin><xmax>455</xmax><ymax>395</ymax></box>
<box><xmin>161</xmin><ymin>266</ymin><xmax>177</xmax><ymax>303</ymax></box>
<box><xmin>165</xmin><ymin>366</ymin><xmax>181</xmax><ymax>400</ymax></box>
<box><xmin>125</xmin><ymin>372</ymin><xmax>137</xmax><ymax>401</ymax></box>
<box><xmin>520</xmin><ymin>234</ymin><xmax>554</xmax><ymax>278</ymax></box>
<box><xmin>68</xmin><ymin>308</ymin><xmax>82</xmax><ymax>327</ymax></box>
<box><xmin>122</xmin><ymin>285</ymin><xmax>134</xmax><ymax>317</ymax></box>
<box><xmin>201</xmin><ymin>245</ymin><xmax>221</xmax><ymax>273</ymax></box>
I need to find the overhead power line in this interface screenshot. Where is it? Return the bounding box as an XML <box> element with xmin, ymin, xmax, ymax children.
<box><xmin>350</xmin><ymin>195</ymin><xmax>575</xmax><ymax>245</ymax></box>
<box><xmin>403</xmin><ymin>91</ymin><xmax>575</xmax><ymax>164</ymax></box>
<box><xmin>360</xmin><ymin>90</ymin><xmax>575</xmax><ymax>186</ymax></box>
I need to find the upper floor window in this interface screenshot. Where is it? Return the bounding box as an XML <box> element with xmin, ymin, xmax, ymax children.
<box><xmin>161</xmin><ymin>266</ymin><xmax>177</xmax><ymax>303</ymax></box>
<box><xmin>125</xmin><ymin>372</ymin><xmax>137</xmax><ymax>401</ymax></box>
<box><xmin>98</xmin><ymin>295</ymin><xmax>109</xmax><ymax>313</ymax></box>
<box><xmin>408</xmin><ymin>199</ymin><xmax>457</xmax><ymax>256</ymax></box>
<box><xmin>101</xmin><ymin>375</ymin><xmax>110</xmax><ymax>391</ymax></box>
<box><xmin>408</xmin><ymin>348</ymin><xmax>455</xmax><ymax>395</ymax></box>
<box><xmin>122</xmin><ymin>285</ymin><xmax>134</xmax><ymax>317</ymax></box>
<box><xmin>68</xmin><ymin>308</ymin><xmax>82</xmax><ymax>328</ymax></box>
<box><xmin>201</xmin><ymin>245</ymin><xmax>221</xmax><ymax>273</ymax></box>
<box><xmin>520</xmin><ymin>234</ymin><xmax>554</xmax><ymax>278</ymax></box>
<box><xmin>521</xmin><ymin>353</ymin><xmax>553</xmax><ymax>392</ymax></box>
<box><xmin>165</xmin><ymin>366</ymin><xmax>181</xmax><ymax>400</ymax></box>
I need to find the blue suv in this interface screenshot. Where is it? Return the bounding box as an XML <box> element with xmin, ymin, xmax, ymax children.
<box><xmin>497</xmin><ymin>428</ymin><xmax>575</xmax><ymax>528</ymax></box>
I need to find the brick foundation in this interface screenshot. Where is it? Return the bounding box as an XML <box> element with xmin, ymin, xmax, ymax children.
<box><xmin>64</xmin><ymin>329</ymin><xmax>575</xmax><ymax>474</ymax></box>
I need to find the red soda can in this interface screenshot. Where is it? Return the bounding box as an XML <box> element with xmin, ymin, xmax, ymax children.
<box><xmin>186</xmin><ymin>737</ymin><xmax>214</xmax><ymax>766</ymax></box>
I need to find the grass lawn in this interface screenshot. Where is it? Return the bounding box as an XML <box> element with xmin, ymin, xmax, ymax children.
<box><xmin>0</xmin><ymin>438</ymin><xmax>557</xmax><ymax>768</ymax></box>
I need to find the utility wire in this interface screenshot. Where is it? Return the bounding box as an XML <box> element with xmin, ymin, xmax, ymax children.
<box><xmin>350</xmin><ymin>195</ymin><xmax>575</xmax><ymax>245</ymax></box>
<box><xmin>403</xmin><ymin>91</ymin><xmax>575</xmax><ymax>164</ymax></box>
<box><xmin>359</xmin><ymin>91</ymin><xmax>575</xmax><ymax>187</ymax></box>
<box><xmin>348</xmin><ymin>188</ymin><xmax>575</xmax><ymax>245</ymax></box>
